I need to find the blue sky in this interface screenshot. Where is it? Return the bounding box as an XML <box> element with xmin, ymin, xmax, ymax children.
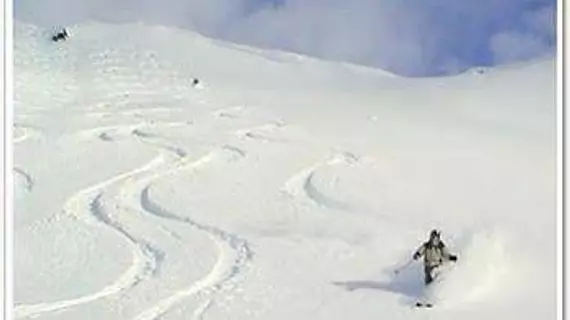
<box><xmin>15</xmin><ymin>0</ymin><xmax>556</xmax><ymax>76</ymax></box>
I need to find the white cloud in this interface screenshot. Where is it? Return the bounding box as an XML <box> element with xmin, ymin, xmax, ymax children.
<box><xmin>490</xmin><ymin>5</ymin><xmax>555</xmax><ymax>64</ymax></box>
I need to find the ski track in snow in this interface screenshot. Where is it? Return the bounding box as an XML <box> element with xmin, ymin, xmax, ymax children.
<box><xmin>282</xmin><ymin>152</ymin><xmax>413</xmax><ymax>226</ymax></box>
<box><xmin>15</xmin><ymin>129</ymin><xmax>252</xmax><ymax>319</ymax></box>
<box><xmin>130</xmin><ymin>143</ymin><xmax>252</xmax><ymax>320</ymax></box>
<box><xmin>14</xmin><ymin>167</ymin><xmax>34</xmax><ymax>192</ymax></box>
<box><xmin>105</xmin><ymin>128</ymin><xmax>252</xmax><ymax>320</ymax></box>
<box><xmin>283</xmin><ymin>152</ymin><xmax>360</xmax><ymax>211</ymax></box>
<box><xmin>14</xmin><ymin>155</ymin><xmax>166</xmax><ymax>319</ymax></box>
<box><xmin>134</xmin><ymin>184</ymin><xmax>252</xmax><ymax>320</ymax></box>
<box><xmin>65</xmin><ymin>121</ymin><xmax>187</xmax><ymax>143</ymax></box>
<box><xmin>235</xmin><ymin>121</ymin><xmax>287</xmax><ymax>143</ymax></box>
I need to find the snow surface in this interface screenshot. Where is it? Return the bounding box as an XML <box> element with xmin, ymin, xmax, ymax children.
<box><xmin>14</xmin><ymin>21</ymin><xmax>556</xmax><ymax>320</ymax></box>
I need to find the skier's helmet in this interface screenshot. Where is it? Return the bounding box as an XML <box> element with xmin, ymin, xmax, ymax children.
<box><xmin>429</xmin><ymin>229</ymin><xmax>440</xmax><ymax>242</ymax></box>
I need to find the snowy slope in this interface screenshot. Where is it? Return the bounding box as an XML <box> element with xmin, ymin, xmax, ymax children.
<box><xmin>14</xmin><ymin>21</ymin><xmax>556</xmax><ymax>320</ymax></box>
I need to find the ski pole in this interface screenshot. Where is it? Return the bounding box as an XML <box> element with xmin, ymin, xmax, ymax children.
<box><xmin>393</xmin><ymin>259</ymin><xmax>413</xmax><ymax>275</ymax></box>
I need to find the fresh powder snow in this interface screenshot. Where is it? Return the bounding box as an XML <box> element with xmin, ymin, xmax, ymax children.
<box><xmin>13</xmin><ymin>21</ymin><xmax>556</xmax><ymax>320</ymax></box>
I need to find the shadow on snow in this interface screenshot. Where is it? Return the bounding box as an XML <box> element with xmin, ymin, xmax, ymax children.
<box><xmin>333</xmin><ymin>262</ymin><xmax>425</xmax><ymax>301</ymax></box>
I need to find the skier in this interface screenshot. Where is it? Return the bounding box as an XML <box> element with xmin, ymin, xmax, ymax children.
<box><xmin>413</xmin><ymin>229</ymin><xmax>458</xmax><ymax>285</ymax></box>
<box><xmin>51</xmin><ymin>28</ymin><xmax>69</xmax><ymax>42</ymax></box>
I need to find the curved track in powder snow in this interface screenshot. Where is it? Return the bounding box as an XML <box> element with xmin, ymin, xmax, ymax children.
<box><xmin>124</xmin><ymin>138</ymin><xmax>252</xmax><ymax>320</ymax></box>
<box><xmin>282</xmin><ymin>151</ymin><xmax>428</xmax><ymax>228</ymax></box>
<box><xmin>283</xmin><ymin>152</ymin><xmax>361</xmax><ymax>211</ymax></box>
<box><xmin>98</xmin><ymin>128</ymin><xmax>253</xmax><ymax>320</ymax></box>
<box><xmin>14</xmin><ymin>167</ymin><xmax>34</xmax><ymax>193</ymax></box>
<box><xmin>14</xmin><ymin>155</ymin><xmax>166</xmax><ymax>318</ymax></box>
<box><xmin>134</xmin><ymin>180</ymin><xmax>252</xmax><ymax>320</ymax></box>
<box><xmin>15</xmin><ymin>128</ymin><xmax>252</xmax><ymax>320</ymax></box>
